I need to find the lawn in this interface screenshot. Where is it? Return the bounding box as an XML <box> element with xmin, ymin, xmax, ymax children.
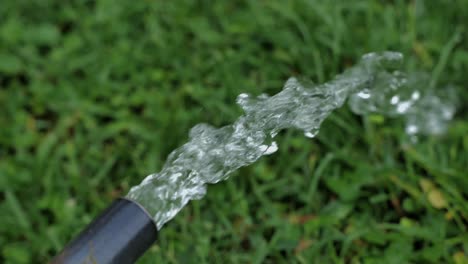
<box><xmin>1</xmin><ymin>1</ymin><xmax>467</xmax><ymax>263</ymax></box>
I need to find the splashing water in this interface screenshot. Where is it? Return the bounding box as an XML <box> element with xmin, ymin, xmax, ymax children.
<box><xmin>127</xmin><ymin>52</ymin><xmax>457</xmax><ymax>229</ymax></box>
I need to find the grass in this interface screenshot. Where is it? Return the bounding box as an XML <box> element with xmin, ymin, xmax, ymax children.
<box><xmin>1</xmin><ymin>0</ymin><xmax>467</xmax><ymax>263</ymax></box>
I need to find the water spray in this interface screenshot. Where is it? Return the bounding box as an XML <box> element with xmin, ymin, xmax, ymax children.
<box><xmin>52</xmin><ymin>52</ymin><xmax>456</xmax><ymax>263</ymax></box>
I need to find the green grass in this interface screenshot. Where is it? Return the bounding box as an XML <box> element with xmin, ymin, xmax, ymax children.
<box><xmin>1</xmin><ymin>0</ymin><xmax>468</xmax><ymax>263</ymax></box>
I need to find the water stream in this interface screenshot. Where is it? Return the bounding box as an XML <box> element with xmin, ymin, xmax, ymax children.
<box><xmin>127</xmin><ymin>52</ymin><xmax>456</xmax><ymax>229</ymax></box>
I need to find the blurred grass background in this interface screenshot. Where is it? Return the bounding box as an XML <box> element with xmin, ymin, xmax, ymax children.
<box><xmin>1</xmin><ymin>0</ymin><xmax>467</xmax><ymax>263</ymax></box>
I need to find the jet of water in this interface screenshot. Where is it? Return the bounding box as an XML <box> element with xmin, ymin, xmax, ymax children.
<box><xmin>127</xmin><ymin>51</ymin><xmax>457</xmax><ymax>229</ymax></box>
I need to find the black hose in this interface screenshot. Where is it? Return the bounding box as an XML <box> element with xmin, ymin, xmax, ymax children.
<box><xmin>51</xmin><ymin>198</ymin><xmax>158</xmax><ymax>264</ymax></box>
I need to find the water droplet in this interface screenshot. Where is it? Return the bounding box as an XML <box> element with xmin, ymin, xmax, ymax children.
<box><xmin>304</xmin><ymin>129</ymin><xmax>319</xmax><ymax>138</ymax></box>
<box><xmin>397</xmin><ymin>101</ymin><xmax>412</xmax><ymax>114</ymax></box>
<box><xmin>259</xmin><ymin>141</ymin><xmax>278</xmax><ymax>155</ymax></box>
<box><xmin>236</xmin><ymin>93</ymin><xmax>250</xmax><ymax>107</ymax></box>
<box><xmin>406</xmin><ymin>124</ymin><xmax>419</xmax><ymax>134</ymax></box>
<box><xmin>357</xmin><ymin>90</ymin><xmax>371</xmax><ymax>99</ymax></box>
